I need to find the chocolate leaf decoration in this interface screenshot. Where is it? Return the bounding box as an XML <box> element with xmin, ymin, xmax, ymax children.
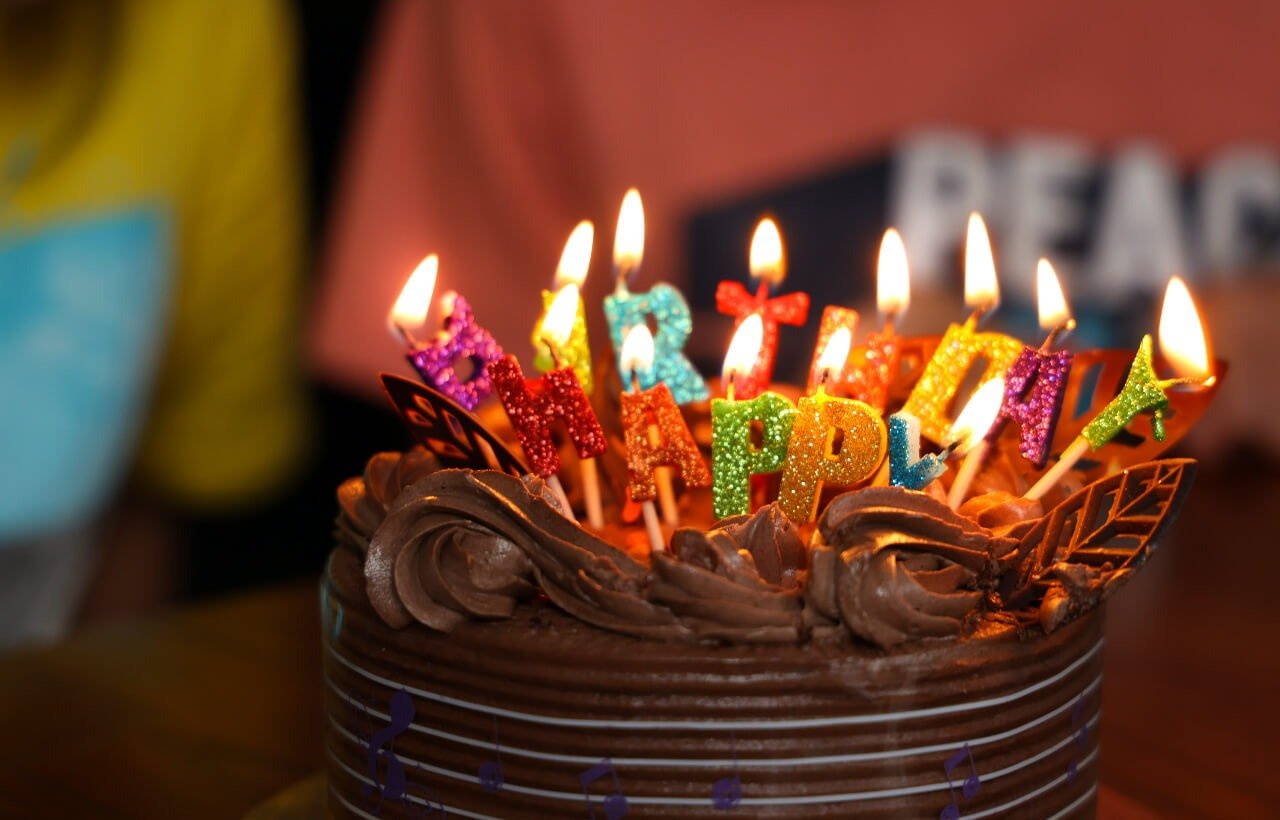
<box><xmin>1001</xmin><ymin>458</ymin><xmax>1196</xmax><ymax>609</ymax></box>
<box><xmin>381</xmin><ymin>373</ymin><xmax>527</xmax><ymax>477</ymax></box>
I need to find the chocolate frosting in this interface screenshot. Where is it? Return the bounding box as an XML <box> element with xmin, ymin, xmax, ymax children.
<box><xmin>339</xmin><ymin>448</ymin><xmax>1195</xmax><ymax>650</ymax></box>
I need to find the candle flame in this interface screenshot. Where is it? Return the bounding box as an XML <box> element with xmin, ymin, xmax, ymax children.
<box><xmin>613</xmin><ymin>188</ymin><xmax>645</xmax><ymax>280</ymax></box>
<box><xmin>816</xmin><ymin>326</ymin><xmax>852</xmax><ymax>384</ymax></box>
<box><xmin>1158</xmin><ymin>276</ymin><xmax>1212</xmax><ymax>381</ymax></box>
<box><xmin>749</xmin><ymin>217</ymin><xmax>786</xmax><ymax>286</ymax></box>
<box><xmin>964</xmin><ymin>212</ymin><xmax>999</xmax><ymax>312</ymax></box>
<box><xmin>388</xmin><ymin>254</ymin><xmax>439</xmax><ymax>338</ymax></box>
<box><xmin>541</xmin><ymin>283</ymin><xmax>580</xmax><ymax>350</ymax></box>
<box><xmin>555</xmin><ymin>220</ymin><xmax>594</xmax><ymax>288</ymax></box>
<box><xmin>948</xmin><ymin>377</ymin><xmax>1005</xmax><ymax>454</ymax></box>
<box><xmin>877</xmin><ymin>228</ymin><xmax>911</xmax><ymax>317</ymax></box>
<box><xmin>1036</xmin><ymin>258</ymin><xmax>1073</xmax><ymax>331</ymax></box>
<box><xmin>722</xmin><ymin>313</ymin><xmax>764</xmax><ymax>384</ymax></box>
<box><xmin>620</xmin><ymin>324</ymin><xmax>656</xmax><ymax>379</ymax></box>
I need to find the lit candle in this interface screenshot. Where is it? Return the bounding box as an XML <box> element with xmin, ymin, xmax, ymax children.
<box><xmin>944</xmin><ymin>376</ymin><xmax>1008</xmax><ymax>509</ymax></box>
<box><xmin>1025</xmin><ymin>276</ymin><xmax>1215</xmax><ymax>501</ymax></box>
<box><xmin>532</xmin><ymin>221</ymin><xmax>595</xmax><ymax>393</ymax></box>
<box><xmin>715</xmin><ymin>217</ymin><xmax>810</xmax><ymax>399</ymax></box>
<box><xmin>710</xmin><ymin>315</ymin><xmax>798</xmax><ymax>519</ymax></box>
<box><xmin>603</xmin><ymin>189</ymin><xmax>708</xmax><ymax>404</ymax></box>
<box><xmin>390</xmin><ymin>254</ymin><xmax>504</xmax><ymax>411</ymax></box>
<box><xmin>901</xmin><ymin>213</ymin><xmax>1022</xmax><ymax>442</ymax></box>
<box><xmin>984</xmin><ymin>259</ymin><xmax>1075</xmax><ymax>470</ymax></box>
<box><xmin>779</xmin><ymin>328</ymin><xmax>887</xmax><ymax>522</ymax></box>
<box><xmin>487</xmin><ymin>301</ymin><xmax>608</xmax><ymax>521</ymax></box>
<box><xmin>619</xmin><ymin>325</ymin><xmax>711</xmax><ymax>550</ymax></box>
<box><xmin>846</xmin><ymin>228</ymin><xmax>911</xmax><ymax>409</ymax></box>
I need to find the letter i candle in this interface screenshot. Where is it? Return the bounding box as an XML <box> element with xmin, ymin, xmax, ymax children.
<box><xmin>532</xmin><ymin>221</ymin><xmax>595</xmax><ymax>393</ymax></box>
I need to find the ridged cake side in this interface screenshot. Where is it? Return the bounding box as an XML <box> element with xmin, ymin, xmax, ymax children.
<box><xmin>322</xmin><ymin>547</ymin><xmax>1100</xmax><ymax>819</ymax></box>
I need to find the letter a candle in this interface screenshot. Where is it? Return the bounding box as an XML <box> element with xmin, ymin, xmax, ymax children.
<box><xmin>389</xmin><ymin>254</ymin><xmax>505</xmax><ymax>411</ymax></box>
<box><xmin>619</xmin><ymin>325</ymin><xmax>711</xmax><ymax>551</ymax></box>
<box><xmin>711</xmin><ymin>315</ymin><xmax>797</xmax><ymax>519</ymax></box>
<box><xmin>779</xmin><ymin>328</ymin><xmax>888</xmax><ymax>522</ymax></box>
<box><xmin>1025</xmin><ymin>276</ymin><xmax>1216</xmax><ymax>501</ymax></box>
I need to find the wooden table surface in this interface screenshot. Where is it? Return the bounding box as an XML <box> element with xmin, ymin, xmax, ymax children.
<box><xmin>0</xmin><ymin>469</ymin><xmax>1276</xmax><ymax>818</ymax></box>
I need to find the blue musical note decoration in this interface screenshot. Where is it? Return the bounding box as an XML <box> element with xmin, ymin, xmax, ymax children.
<box><xmin>579</xmin><ymin>758</ymin><xmax>629</xmax><ymax>820</ymax></box>
<box><xmin>365</xmin><ymin>690</ymin><xmax>415</xmax><ymax>809</ymax></box>
<box><xmin>1068</xmin><ymin>695</ymin><xmax>1088</xmax><ymax>784</ymax></box>
<box><xmin>939</xmin><ymin>743</ymin><xmax>981</xmax><ymax>820</ymax></box>
<box><xmin>478</xmin><ymin>716</ymin><xmax>505</xmax><ymax>794</ymax></box>
<box><xmin>711</xmin><ymin>731</ymin><xmax>742</xmax><ymax>809</ymax></box>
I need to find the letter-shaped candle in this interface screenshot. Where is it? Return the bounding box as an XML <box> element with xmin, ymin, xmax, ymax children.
<box><xmin>779</xmin><ymin>329</ymin><xmax>888</xmax><ymax>522</ymax></box>
<box><xmin>715</xmin><ymin>217</ymin><xmax>810</xmax><ymax>399</ymax></box>
<box><xmin>986</xmin><ymin>260</ymin><xmax>1075</xmax><ymax>469</ymax></box>
<box><xmin>710</xmin><ymin>316</ymin><xmax>797</xmax><ymax>519</ymax></box>
<box><xmin>487</xmin><ymin>356</ymin><xmax>607</xmax><ymax>479</ymax></box>
<box><xmin>902</xmin><ymin>213</ymin><xmax>1021</xmax><ymax>441</ymax></box>
<box><xmin>603</xmin><ymin>189</ymin><xmax>708</xmax><ymax>404</ymax></box>
<box><xmin>618</xmin><ymin>327</ymin><xmax>710</xmax><ymax>547</ymax></box>
<box><xmin>1025</xmin><ymin>277</ymin><xmax>1216</xmax><ymax>500</ymax></box>
<box><xmin>533</xmin><ymin>221</ymin><xmax>595</xmax><ymax>393</ymax></box>
<box><xmin>389</xmin><ymin>255</ymin><xmax>505</xmax><ymax>411</ymax></box>
<box><xmin>887</xmin><ymin>412</ymin><xmax>948</xmax><ymax>490</ymax></box>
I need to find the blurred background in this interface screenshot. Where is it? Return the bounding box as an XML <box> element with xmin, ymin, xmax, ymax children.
<box><xmin>3</xmin><ymin>0</ymin><xmax>1279</xmax><ymax>648</ymax></box>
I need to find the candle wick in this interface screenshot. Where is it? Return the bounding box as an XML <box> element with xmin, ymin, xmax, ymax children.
<box><xmin>882</xmin><ymin>313</ymin><xmax>896</xmax><ymax>337</ymax></box>
<box><xmin>396</xmin><ymin>322</ymin><xmax>421</xmax><ymax>349</ymax></box>
<box><xmin>630</xmin><ymin>371</ymin><xmax>642</xmax><ymax>395</ymax></box>
<box><xmin>1039</xmin><ymin>319</ymin><xmax>1076</xmax><ymax>352</ymax></box>
<box><xmin>938</xmin><ymin>439</ymin><xmax>963</xmax><ymax>461</ymax></box>
<box><xmin>540</xmin><ymin>336</ymin><xmax>563</xmax><ymax>369</ymax></box>
<box><xmin>726</xmin><ymin>372</ymin><xmax>736</xmax><ymax>403</ymax></box>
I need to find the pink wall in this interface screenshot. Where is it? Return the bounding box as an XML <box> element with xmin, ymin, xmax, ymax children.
<box><xmin>312</xmin><ymin>0</ymin><xmax>1280</xmax><ymax>397</ymax></box>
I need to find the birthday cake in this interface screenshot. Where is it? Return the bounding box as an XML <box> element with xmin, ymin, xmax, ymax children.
<box><xmin>321</xmin><ymin>207</ymin><xmax>1217</xmax><ymax>818</ymax></box>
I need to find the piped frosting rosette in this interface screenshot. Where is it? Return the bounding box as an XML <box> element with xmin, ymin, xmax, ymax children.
<box><xmin>338</xmin><ymin>448</ymin><xmax>1196</xmax><ymax>650</ymax></box>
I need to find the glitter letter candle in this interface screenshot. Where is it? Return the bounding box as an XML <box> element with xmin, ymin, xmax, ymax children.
<box><xmin>606</xmin><ymin>189</ymin><xmax>708</xmax><ymax>404</ymax></box>
<box><xmin>620</xmin><ymin>383</ymin><xmax>710</xmax><ymax>503</ymax></box>
<box><xmin>710</xmin><ymin>391</ymin><xmax>796</xmax><ymax>519</ymax></box>
<box><xmin>389</xmin><ymin>255</ymin><xmax>505</xmax><ymax>411</ymax></box>
<box><xmin>844</xmin><ymin>229</ymin><xmax>912</xmax><ymax>411</ymax></box>
<box><xmin>778</xmin><ymin>392</ymin><xmax>887</xmax><ymax>522</ymax></box>
<box><xmin>988</xmin><ymin>348</ymin><xmax>1073</xmax><ymax>468</ymax></box>
<box><xmin>486</xmin><ymin>356</ymin><xmax>607</xmax><ymax>478</ymax></box>
<box><xmin>901</xmin><ymin>318</ymin><xmax>1022</xmax><ymax>443</ymax></box>
<box><xmin>807</xmin><ymin>307</ymin><xmax>859</xmax><ymax>392</ymax></box>
<box><xmin>715</xmin><ymin>218</ymin><xmax>810</xmax><ymax>399</ymax></box>
<box><xmin>887</xmin><ymin>412</ymin><xmax>948</xmax><ymax>490</ymax></box>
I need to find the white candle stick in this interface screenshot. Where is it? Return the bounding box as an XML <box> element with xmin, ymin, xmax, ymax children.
<box><xmin>545</xmin><ymin>474</ymin><xmax>578</xmax><ymax>523</ymax></box>
<box><xmin>579</xmin><ymin>458</ymin><xmax>605</xmax><ymax>529</ymax></box>
<box><xmin>942</xmin><ymin>377</ymin><xmax>1006</xmax><ymax>510</ymax></box>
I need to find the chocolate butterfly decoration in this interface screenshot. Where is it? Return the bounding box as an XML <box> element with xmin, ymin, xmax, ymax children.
<box><xmin>381</xmin><ymin>374</ymin><xmax>527</xmax><ymax>477</ymax></box>
<box><xmin>1000</xmin><ymin>458</ymin><xmax>1197</xmax><ymax>610</ymax></box>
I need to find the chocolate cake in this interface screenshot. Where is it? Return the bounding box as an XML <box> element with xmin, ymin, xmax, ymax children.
<box><xmin>321</xmin><ymin>419</ymin><xmax>1197</xmax><ymax>818</ymax></box>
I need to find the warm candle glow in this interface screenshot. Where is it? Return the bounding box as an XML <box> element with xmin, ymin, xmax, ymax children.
<box><xmin>613</xmin><ymin>188</ymin><xmax>645</xmax><ymax>281</ymax></box>
<box><xmin>541</xmin><ymin>283</ymin><xmax>581</xmax><ymax>350</ymax></box>
<box><xmin>877</xmin><ymin>228</ymin><xmax>911</xmax><ymax>318</ymax></box>
<box><xmin>1158</xmin><ymin>276</ymin><xmax>1213</xmax><ymax>381</ymax></box>
<box><xmin>964</xmin><ymin>212</ymin><xmax>999</xmax><ymax>312</ymax></box>
<box><xmin>388</xmin><ymin>254</ymin><xmax>439</xmax><ymax>337</ymax></box>
<box><xmin>947</xmin><ymin>377</ymin><xmax>1005</xmax><ymax>454</ymax></box>
<box><xmin>1036</xmin><ymin>258</ymin><xmax>1073</xmax><ymax>331</ymax></box>
<box><xmin>749</xmin><ymin>217</ymin><xmax>786</xmax><ymax>286</ymax></box>
<box><xmin>722</xmin><ymin>314</ymin><xmax>765</xmax><ymax>385</ymax></box>
<box><xmin>815</xmin><ymin>326</ymin><xmax>853</xmax><ymax>384</ymax></box>
<box><xmin>555</xmin><ymin>220</ymin><xmax>594</xmax><ymax>289</ymax></box>
<box><xmin>620</xmin><ymin>323</ymin><xmax>656</xmax><ymax>378</ymax></box>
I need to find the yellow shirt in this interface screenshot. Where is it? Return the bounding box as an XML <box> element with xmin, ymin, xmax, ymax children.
<box><xmin>0</xmin><ymin>0</ymin><xmax>306</xmax><ymax>525</ymax></box>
